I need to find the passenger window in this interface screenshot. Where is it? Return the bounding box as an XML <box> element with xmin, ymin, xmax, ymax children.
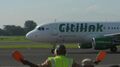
<box><xmin>114</xmin><ymin>27</ymin><xmax>116</xmax><ymax>29</ymax></box>
<box><xmin>108</xmin><ymin>27</ymin><xmax>110</xmax><ymax>29</ymax></box>
<box><xmin>46</xmin><ymin>28</ymin><xmax>49</xmax><ymax>30</ymax></box>
<box><xmin>117</xmin><ymin>27</ymin><xmax>119</xmax><ymax>29</ymax></box>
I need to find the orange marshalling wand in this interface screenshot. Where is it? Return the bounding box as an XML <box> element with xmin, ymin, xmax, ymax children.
<box><xmin>96</xmin><ymin>51</ymin><xmax>107</xmax><ymax>62</ymax></box>
<box><xmin>12</xmin><ymin>50</ymin><xmax>24</xmax><ymax>62</ymax></box>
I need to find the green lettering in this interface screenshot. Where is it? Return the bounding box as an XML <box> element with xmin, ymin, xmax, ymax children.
<box><xmin>80</xmin><ymin>23</ymin><xmax>87</xmax><ymax>32</ymax></box>
<box><xmin>76</xmin><ymin>23</ymin><xmax>79</xmax><ymax>32</ymax></box>
<box><xmin>59</xmin><ymin>24</ymin><xmax>65</xmax><ymax>32</ymax></box>
<box><xmin>66</xmin><ymin>23</ymin><xmax>70</xmax><ymax>32</ymax></box>
<box><xmin>89</xmin><ymin>25</ymin><xmax>95</xmax><ymax>32</ymax></box>
<box><xmin>96</xmin><ymin>23</ymin><xmax>103</xmax><ymax>32</ymax></box>
<box><xmin>71</xmin><ymin>24</ymin><xmax>75</xmax><ymax>32</ymax></box>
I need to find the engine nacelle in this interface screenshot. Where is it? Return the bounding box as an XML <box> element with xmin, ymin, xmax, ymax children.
<box><xmin>78</xmin><ymin>43</ymin><xmax>92</xmax><ymax>49</ymax></box>
<box><xmin>92</xmin><ymin>37</ymin><xmax>114</xmax><ymax>50</ymax></box>
<box><xmin>79</xmin><ymin>37</ymin><xmax>118</xmax><ymax>50</ymax></box>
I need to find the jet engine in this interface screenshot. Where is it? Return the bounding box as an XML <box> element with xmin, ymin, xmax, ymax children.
<box><xmin>92</xmin><ymin>37</ymin><xmax>112</xmax><ymax>50</ymax></box>
<box><xmin>92</xmin><ymin>37</ymin><xmax>118</xmax><ymax>52</ymax></box>
<box><xmin>79</xmin><ymin>37</ymin><xmax>118</xmax><ymax>52</ymax></box>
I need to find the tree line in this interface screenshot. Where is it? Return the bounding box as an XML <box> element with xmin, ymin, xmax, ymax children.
<box><xmin>0</xmin><ymin>20</ymin><xmax>37</xmax><ymax>36</ymax></box>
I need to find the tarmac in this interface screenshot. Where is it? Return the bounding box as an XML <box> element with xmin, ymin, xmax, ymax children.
<box><xmin>0</xmin><ymin>48</ymin><xmax>119</xmax><ymax>67</ymax></box>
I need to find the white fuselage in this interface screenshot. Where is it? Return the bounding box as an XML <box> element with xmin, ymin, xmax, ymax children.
<box><xmin>26</xmin><ymin>22</ymin><xmax>120</xmax><ymax>44</ymax></box>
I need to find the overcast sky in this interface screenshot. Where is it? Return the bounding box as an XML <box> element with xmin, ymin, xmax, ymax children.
<box><xmin>0</xmin><ymin>0</ymin><xmax>120</xmax><ymax>28</ymax></box>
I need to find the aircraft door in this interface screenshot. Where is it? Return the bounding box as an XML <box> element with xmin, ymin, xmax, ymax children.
<box><xmin>50</xmin><ymin>26</ymin><xmax>64</xmax><ymax>43</ymax></box>
<box><xmin>50</xmin><ymin>26</ymin><xmax>59</xmax><ymax>41</ymax></box>
<box><xmin>50</xmin><ymin>27</ymin><xmax>58</xmax><ymax>36</ymax></box>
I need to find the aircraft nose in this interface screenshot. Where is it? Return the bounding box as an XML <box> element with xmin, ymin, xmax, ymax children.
<box><xmin>26</xmin><ymin>31</ymin><xmax>34</xmax><ymax>40</ymax></box>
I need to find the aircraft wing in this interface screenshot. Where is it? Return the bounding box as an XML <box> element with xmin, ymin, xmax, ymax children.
<box><xmin>104</xmin><ymin>33</ymin><xmax>120</xmax><ymax>37</ymax></box>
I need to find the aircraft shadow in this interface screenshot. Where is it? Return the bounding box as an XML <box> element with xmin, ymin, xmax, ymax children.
<box><xmin>107</xmin><ymin>52</ymin><xmax>120</xmax><ymax>54</ymax></box>
<box><xmin>68</xmin><ymin>51</ymin><xmax>120</xmax><ymax>54</ymax></box>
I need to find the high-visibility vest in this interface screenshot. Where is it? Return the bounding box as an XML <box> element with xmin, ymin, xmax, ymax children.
<box><xmin>48</xmin><ymin>56</ymin><xmax>73</xmax><ymax>67</ymax></box>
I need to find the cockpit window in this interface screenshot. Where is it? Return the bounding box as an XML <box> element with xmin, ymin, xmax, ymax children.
<box><xmin>38</xmin><ymin>27</ymin><xmax>44</xmax><ymax>31</ymax></box>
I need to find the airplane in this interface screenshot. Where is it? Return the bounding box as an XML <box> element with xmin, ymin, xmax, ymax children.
<box><xmin>26</xmin><ymin>22</ymin><xmax>120</xmax><ymax>52</ymax></box>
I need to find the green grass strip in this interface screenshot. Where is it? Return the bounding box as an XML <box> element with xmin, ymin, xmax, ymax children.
<box><xmin>0</xmin><ymin>44</ymin><xmax>78</xmax><ymax>49</ymax></box>
<box><xmin>0</xmin><ymin>36</ymin><xmax>30</xmax><ymax>42</ymax></box>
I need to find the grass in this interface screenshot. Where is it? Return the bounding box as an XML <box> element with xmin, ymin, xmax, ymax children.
<box><xmin>0</xmin><ymin>36</ymin><xmax>30</xmax><ymax>42</ymax></box>
<box><xmin>0</xmin><ymin>36</ymin><xmax>119</xmax><ymax>49</ymax></box>
<box><xmin>0</xmin><ymin>36</ymin><xmax>77</xmax><ymax>49</ymax></box>
<box><xmin>0</xmin><ymin>44</ymin><xmax>78</xmax><ymax>49</ymax></box>
<box><xmin>0</xmin><ymin>44</ymin><xmax>52</xmax><ymax>49</ymax></box>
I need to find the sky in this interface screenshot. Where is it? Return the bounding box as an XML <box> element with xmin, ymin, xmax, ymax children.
<box><xmin>0</xmin><ymin>0</ymin><xmax>120</xmax><ymax>28</ymax></box>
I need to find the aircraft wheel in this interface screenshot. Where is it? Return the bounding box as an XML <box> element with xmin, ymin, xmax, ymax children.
<box><xmin>50</xmin><ymin>44</ymin><xmax>56</xmax><ymax>54</ymax></box>
<box><xmin>51</xmin><ymin>48</ymin><xmax>55</xmax><ymax>54</ymax></box>
<box><xmin>110</xmin><ymin>46</ymin><xmax>117</xmax><ymax>52</ymax></box>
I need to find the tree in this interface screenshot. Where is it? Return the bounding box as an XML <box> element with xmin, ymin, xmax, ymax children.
<box><xmin>3</xmin><ymin>25</ymin><xmax>26</xmax><ymax>36</ymax></box>
<box><xmin>0</xmin><ymin>28</ymin><xmax>6</xmax><ymax>36</ymax></box>
<box><xmin>24</xmin><ymin>20</ymin><xmax>37</xmax><ymax>33</ymax></box>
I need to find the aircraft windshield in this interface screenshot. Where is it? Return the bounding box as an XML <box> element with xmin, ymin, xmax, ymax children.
<box><xmin>38</xmin><ymin>27</ymin><xmax>44</xmax><ymax>31</ymax></box>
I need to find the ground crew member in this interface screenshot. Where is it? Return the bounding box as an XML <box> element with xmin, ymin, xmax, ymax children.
<box><xmin>20</xmin><ymin>44</ymin><xmax>80</xmax><ymax>67</ymax></box>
